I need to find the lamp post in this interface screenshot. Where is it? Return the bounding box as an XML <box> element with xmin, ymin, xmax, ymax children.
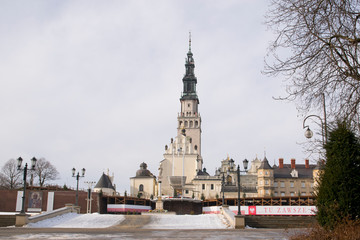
<box><xmin>72</xmin><ymin>167</ymin><xmax>85</xmax><ymax>206</ymax></box>
<box><xmin>237</xmin><ymin>158</ymin><xmax>248</xmax><ymax>216</ymax></box>
<box><xmin>303</xmin><ymin>115</ymin><xmax>327</xmax><ymax>145</ymax></box>
<box><xmin>181</xmin><ymin>128</ymin><xmax>186</xmax><ymax>199</ymax></box>
<box><xmin>84</xmin><ymin>181</ymin><xmax>96</xmax><ymax>214</ymax></box>
<box><xmin>221</xmin><ymin>172</ymin><xmax>225</xmax><ymax>205</ymax></box>
<box><xmin>17</xmin><ymin>157</ymin><xmax>37</xmax><ymax>214</ymax></box>
<box><xmin>303</xmin><ymin>93</ymin><xmax>328</xmax><ymax>145</ymax></box>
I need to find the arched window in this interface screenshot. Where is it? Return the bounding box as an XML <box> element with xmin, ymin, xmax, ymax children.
<box><xmin>139</xmin><ymin>184</ymin><xmax>144</xmax><ymax>192</ymax></box>
<box><xmin>194</xmin><ymin>145</ymin><xmax>198</xmax><ymax>151</ymax></box>
<box><xmin>184</xmin><ymin>121</ymin><xmax>188</xmax><ymax>127</ymax></box>
<box><xmin>195</xmin><ymin>121</ymin><xmax>199</xmax><ymax>127</ymax></box>
<box><xmin>190</xmin><ymin>121</ymin><xmax>193</xmax><ymax>128</ymax></box>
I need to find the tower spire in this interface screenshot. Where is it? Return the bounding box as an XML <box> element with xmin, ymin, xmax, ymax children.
<box><xmin>181</xmin><ymin>34</ymin><xmax>198</xmax><ymax>101</ymax></box>
<box><xmin>189</xmin><ymin>31</ymin><xmax>192</xmax><ymax>52</ymax></box>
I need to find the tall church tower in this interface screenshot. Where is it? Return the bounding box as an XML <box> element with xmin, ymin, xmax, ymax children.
<box><xmin>158</xmin><ymin>35</ymin><xmax>203</xmax><ymax>197</ymax></box>
<box><xmin>178</xmin><ymin>35</ymin><xmax>202</xmax><ymax>158</ymax></box>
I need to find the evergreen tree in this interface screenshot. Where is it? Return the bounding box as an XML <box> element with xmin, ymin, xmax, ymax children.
<box><xmin>316</xmin><ymin>122</ymin><xmax>360</xmax><ymax>228</ymax></box>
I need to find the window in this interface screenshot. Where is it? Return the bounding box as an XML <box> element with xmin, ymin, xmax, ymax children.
<box><xmin>139</xmin><ymin>184</ymin><xmax>144</xmax><ymax>192</ymax></box>
<box><xmin>211</xmin><ymin>184</ymin><xmax>214</xmax><ymax>190</ymax></box>
<box><xmin>301</xmin><ymin>192</ymin><xmax>306</xmax><ymax>196</ymax></box>
<box><xmin>185</xmin><ymin>190</ymin><xmax>189</xmax><ymax>194</ymax></box>
<box><xmin>290</xmin><ymin>181</ymin><xmax>294</xmax><ymax>188</ymax></box>
<box><xmin>259</xmin><ymin>180</ymin><xmax>263</xmax><ymax>185</ymax></box>
<box><xmin>195</xmin><ymin>121</ymin><xmax>199</xmax><ymax>127</ymax></box>
<box><xmin>290</xmin><ymin>192</ymin><xmax>295</xmax><ymax>196</ymax></box>
<box><xmin>202</xmin><ymin>184</ymin><xmax>205</xmax><ymax>190</ymax></box>
<box><xmin>274</xmin><ymin>192</ymin><xmax>278</xmax><ymax>196</ymax></box>
<box><xmin>280</xmin><ymin>181</ymin><xmax>285</xmax><ymax>188</ymax></box>
<box><xmin>301</xmin><ymin>181</ymin><xmax>305</xmax><ymax>188</ymax></box>
<box><xmin>190</xmin><ymin>121</ymin><xmax>193</xmax><ymax>128</ymax></box>
<box><xmin>259</xmin><ymin>171</ymin><xmax>263</xmax><ymax>175</ymax></box>
<box><xmin>281</xmin><ymin>192</ymin><xmax>285</xmax><ymax>196</ymax></box>
<box><xmin>265</xmin><ymin>171</ymin><xmax>268</xmax><ymax>175</ymax></box>
<box><xmin>227</xmin><ymin>175</ymin><xmax>232</xmax><ymax>184</ymax></box>
<box><xmin>185</xmin><ymin>121</ymin><xmax>188</xmax><ymax>127</ymax></box>
<box><xmin>265</xmin><ymin>180</ymin><xmax>269</xmax><ymax>185</ymax></box>
<box><xmin>265</xmin><ymin>190</ymin><xmax>269</xmax><ymax>195</ymax></box>
<box><xmin>274</xmin><ymin>181</ymin><xmax>278</xmax><ymax>187</ymax></box>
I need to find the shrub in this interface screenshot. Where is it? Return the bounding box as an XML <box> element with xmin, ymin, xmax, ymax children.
<box><xmin>316</xmin><ymin>122</ymin><xmax>360</xmax><ymax>229</ymax></box>
<box><xmin>289</xmin><ymin>217</ymin><xmax>360</xmax><ymax>240</ymax></box>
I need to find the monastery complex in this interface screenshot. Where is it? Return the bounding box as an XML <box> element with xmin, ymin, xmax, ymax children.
<box><xmin>127</xmin><ymin>38</ymin><xmax>321</xmax><ymax>201</ymax></box>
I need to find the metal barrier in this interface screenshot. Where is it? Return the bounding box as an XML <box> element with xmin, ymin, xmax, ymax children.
<box><xmin>202</xmin><ymin>196</ymin><xmax>315</xmax><ymax>207</ymax></box>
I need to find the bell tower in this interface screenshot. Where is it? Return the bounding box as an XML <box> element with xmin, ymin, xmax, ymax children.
<box><xmin>177</xmin><ymin>33</ymin><xmax>202</xmax><ymax>158</ymax></box>
<box><xmin>158</xmin><ymin>34</ymin><xmax>203</xmax><ymax>197</ymax></box>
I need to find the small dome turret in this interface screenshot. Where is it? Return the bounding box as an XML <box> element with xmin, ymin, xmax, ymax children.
<box><xmin>136</xmin><ymin>162</ymin><xmax>152</xmax><ymax>177</ymax></box>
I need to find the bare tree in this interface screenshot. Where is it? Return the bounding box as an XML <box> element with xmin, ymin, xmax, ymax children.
<box><xmin>0</xmin><ymin>159</ymin><xmax>22</xmax><ymax>189</ymax></box>
<box><xmin>265</xmin><ymin>0</ymin><xmax>360</xmax><ymax>127</ymax></box>
<box><xmin>34</xmin><ymin>158</ymin><xmax>59</xmax><ymax>187</ymax></box>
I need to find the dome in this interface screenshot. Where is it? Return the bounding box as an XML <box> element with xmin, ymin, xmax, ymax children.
<box><xmin>136</xmin><ymin>162</ymin><xmax>152</xmax><ymax>177</ymax></box>
<box><xmin>140</xmin><ymin>162</ymin><xmax>147</xmax><ymax>169</ymax></box>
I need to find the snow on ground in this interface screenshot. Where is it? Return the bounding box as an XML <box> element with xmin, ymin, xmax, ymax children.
<box><xmin>26</xmin><ymin>213</ymin><xmax>125</xmax><ymax>228</ymax></box>
<box><xmin>25</xmin><ymin>213</ymin><xmax>228</xmax><ymax>229</ymax></box>
<box><xmin>144</xmin><ymin>214</ymin><xmax>228</xmax><ymax>229</ymax></box>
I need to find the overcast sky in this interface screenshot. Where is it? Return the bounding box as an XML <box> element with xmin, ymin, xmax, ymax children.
<box><xmin>0</xmin><ymin>0</ymin><xmax>319</xmax><ymax>193</ymax></box>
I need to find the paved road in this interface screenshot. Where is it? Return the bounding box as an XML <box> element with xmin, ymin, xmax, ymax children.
<box><xmin>0</xmin><ymin>215</ymin><xmax>301</xmax><ymax>239</ymax></box>
<box><xmin>0</xmin><ymin>227</ymin><xmax>297</xmax><ymax>239</ymax></box>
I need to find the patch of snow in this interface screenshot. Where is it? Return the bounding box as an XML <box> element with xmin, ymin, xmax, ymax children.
<box><xmin>145</xmin><ymin>214</ymin><xmax>228</xmax><ymax>229</ymax></box>
<box><xmin>245</xmin><ymin>225</ymin><xmax>256</xmax><ymax>229</ymax></box>
<box><xmin>0</xmin><ymin>212</ymin><xmax>38</xmax><ymax>216</ymax></box>
<box><xmin>26</xmin><ymin>213</ymin><xmax>125</xmax><ymax>228</ymax></box>
<box><xmin>0</xmin><ymin>212</ymin><xmax>18</xmax><ymax>215</ymax></box>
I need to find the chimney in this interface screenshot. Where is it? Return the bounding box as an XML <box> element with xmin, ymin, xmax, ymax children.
<box><xmin>279</xmin><ymin>158</ymin><xmax>284</xmax><ymax>169</ymax></box>
<box><xmin>305</xmin><ymin>159</ymin><xmax>309</xmax><ymax>169</ymax></box>
<box><xmin>291</xmin><ymin>159</ymin><xmax>296</xmax><ymax>169</ymax></box>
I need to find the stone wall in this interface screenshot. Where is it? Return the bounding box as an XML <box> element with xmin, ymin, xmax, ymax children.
<box><xmin>245</xmin><ymin>215</ymin><xmax>317</xmax><ymax>228</ymax></box>
<box><xmin>0</xmin><ymin>189</ymin><xmax>99</xmax><ymax>214</ymax></box>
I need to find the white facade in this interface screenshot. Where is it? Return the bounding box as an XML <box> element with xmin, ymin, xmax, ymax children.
<box><xmin>158</xmin><ymin>41</ymin><xmax>203</xmax><ymax>197</ymax></box>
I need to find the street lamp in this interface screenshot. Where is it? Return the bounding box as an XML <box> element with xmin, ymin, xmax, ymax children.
<box><xmin>221</xmin><ymin>172</ymin><xmax>225</xmax><ymax>205</ymax></box>
<box><xmin>181</xmin><ymin>128</ymin><xmax>186</xmax><ymax>199</ymax></box>
<box><xmin>72</xmin><ymin>167</ymin><xmax>85</xmax><ymax>206</ymax></box>
<box><xmin>303</xmin><ymin>114</ymin><xmax>327</xmax><ymax>145</ymax></box>
<box><xmin>237</xmin><ymin>158</ymin><xmax>248</xmax><ymax>216</ymax></box>
<box><xmin>302</xmin><ymin>93</ymin><xmax>328</xmax><ymax>145</ymax></box>
<box><xmin>17</xmin><ymin>157</ymin><xmax>37</xmax><ymax>214</ymax></box>
<box><xmin>84</xmin><ymin>181</ymin><xmax>96</xmax><ymax>213</ymax></box>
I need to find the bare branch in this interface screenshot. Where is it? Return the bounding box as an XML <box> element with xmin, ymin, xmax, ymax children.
<box><xmin>265</xmin><ymin>0</ymin><xmax>360</xmax><ymax>130</ymax></box>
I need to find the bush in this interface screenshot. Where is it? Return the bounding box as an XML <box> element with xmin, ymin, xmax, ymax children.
<box><xmin>289</xmin><ymin>217</ymin><xmax>360</xmax><ymax>240</ymax></box>
<box><xmin>316</xmin><ymin>122</ymin><xmax>360</xmax><ymax>229</ymax></box>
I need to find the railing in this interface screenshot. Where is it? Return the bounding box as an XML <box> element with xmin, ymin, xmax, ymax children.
<box><xmin>202</xmin><ymin>196</ymin><xmax>315</xmax><ymax>207</ymax></box>
<box><xmin>105</xmin><ymin>195</ymin><xmax>152</xmax><ymax>206</ymax></box>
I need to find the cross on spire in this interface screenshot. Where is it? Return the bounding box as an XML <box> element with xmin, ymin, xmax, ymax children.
<box><xmin>189</xmin><ymin>31</ymin><xmax>192</xmax><ymax>52</ymax></box>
